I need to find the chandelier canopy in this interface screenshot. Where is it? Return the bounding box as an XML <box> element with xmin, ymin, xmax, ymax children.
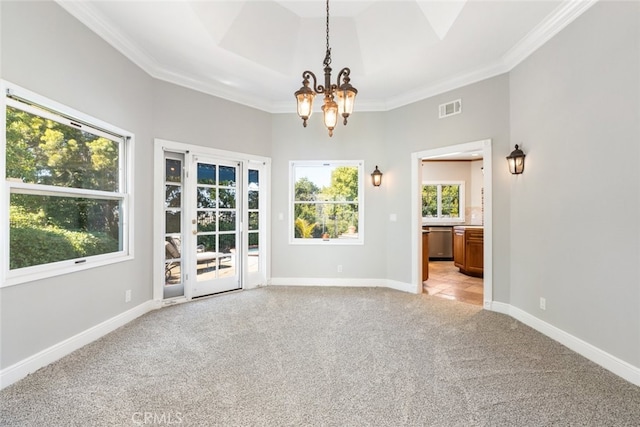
<box><xmin>294</xmin><ymin>0</ymin><xmax>358</xmax><ymax>137</ymax></box>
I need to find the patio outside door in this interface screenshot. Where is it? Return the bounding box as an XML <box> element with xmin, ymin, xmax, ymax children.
<box><xmin>191</xmin><ymin>157</ymin><xmax>241</xmax><ymax>297</ymax></box>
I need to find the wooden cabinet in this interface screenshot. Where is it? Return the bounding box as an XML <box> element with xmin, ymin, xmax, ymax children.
<box><xmin>453</xmin><ymin>226</ymin><xmax>483</xmax><ymax>277</ymax></box>
<box><xmin>453</xmin><ymin>228</ymin><xmax>465</xmax><ymax>270</ymax></box>
<box><xmin>422</xmin><ymin>228</ymin><xmax>429</xmax><ymax>281</ymax></box>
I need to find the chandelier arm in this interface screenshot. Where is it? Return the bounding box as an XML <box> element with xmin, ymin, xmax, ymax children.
<box><xmin>302</xmin><ymin>70</ymin><xmax>324</xmax><ymax>94</ymax></box>
<box><xmin>336</xmin><ymin>67</ymin><xmax>352</xmax><ymax>86</ymax></box>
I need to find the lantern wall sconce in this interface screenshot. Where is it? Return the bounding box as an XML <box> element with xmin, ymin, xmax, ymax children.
<box><xmin>506</xmin><ymin>144</ymin><xmax>526</xmax><ymax>174</ymax></box>
<box><xmin>371</xmin><ymin>166</ymin><xmax>383</xmax><ymax>187</ymax></box>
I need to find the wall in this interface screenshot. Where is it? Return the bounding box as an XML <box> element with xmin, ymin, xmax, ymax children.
<box><xmin>0</xmin><ymin>0</ymin><xmax>154</xmax><ymax>369</ymax></box>
<box><xmin>383</xmin><ymin>75</ymin><xmax>512</xmax><ymax>300</ymax></box>
<box><xmin>152</xmin><ymin>80</ymin><xmax>271</xmax><ymax>157</ymax></box>
<box><xmin>509</xmin><ymin>1</ymin><xmax>640</xmax><ymax>367</ymax></box>
<box><xmin>270</xmin><ymin>112</ymin><xmax>389</xmax><ymax>282</ymax></box>
<box><xmin>0</xmin><ymin>0</ymin><xmax>273</xmax><ymax>372</ymax></box>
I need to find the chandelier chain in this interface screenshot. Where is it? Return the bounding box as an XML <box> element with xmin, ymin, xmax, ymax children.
<box><xmin>324</xmin><ymin>0</ymin><xmax>331</xmax><ymax>66</ymax></box>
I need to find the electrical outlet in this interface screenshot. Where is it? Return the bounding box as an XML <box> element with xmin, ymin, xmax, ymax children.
<box><xmin>125</xmin><ymin>290</ymin><xmax>132</xmax><ymax>303</ymax></box>
<box><xmin>539</xmin><ymin>297</ymin><xmax>546</xmax><ymax>310</ymax></box>
<box><xmin>337</xmin><ymin>265</ymin><xmax>343</xmax><ymax>273</ymax></box>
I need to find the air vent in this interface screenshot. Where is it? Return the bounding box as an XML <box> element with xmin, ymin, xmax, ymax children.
<box><xmin>439</xmin><ymin>99</ymin><xmax>462</xmax><ymax>118</ymax></box>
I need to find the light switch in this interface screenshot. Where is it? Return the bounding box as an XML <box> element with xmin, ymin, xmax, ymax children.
<box><xmin>390</xmin><ymin>214</ymin><xmax>397</xmax><ymax>222</ymax></box>
<box><xmin>278</xmin><ymin>212</ymin><xmax>284</xmax><ymax>221</ymax></box>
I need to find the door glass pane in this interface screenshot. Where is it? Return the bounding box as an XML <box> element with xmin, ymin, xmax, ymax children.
<box><xmin>197</xmin><ymin>211</ymin><xmax>217</xmax><ymax>232</ymax></box>
<box><xmin>166</xmin><ymin>159</ymin><xmax>181</xmax><ymax>183</ymax></box>
<box><xmin>248</xmin><ymin>191</ymin><xmax>259</xmax><ymax>210</ymax></box>
<box><xmin>197</xmin><ymin>163</ymin><xmax>216</xmax><ymax>185</ymax></box>
<box><xmin>165</xmin><ymin>261</ymin><xmax>181</xmax><ymax>285</ymax></box>
<box><xmin>165</xmin><ymin>185</ymin><xmax>181</xmax><ymax>208</ymax></box>
<box><xmin>249</xmin><ymin>212</ymin><xmax>259</xmax><ymax>231</ymax></box>
<box><xmin>219</xmin><ymin>233</ymin><xmax>236</xmax><ymax>254</ymax></box>
<box><xmin>165</xmin><ymin>211</ymin><xmax>181</xmax><ymax>233</ymax></box>
<box><xmin>249</xmin><ymin>169</ymin><xmax>259</xmax><ymax>187</ymax></box>
<box><xmin>197</xmin><ymin>187</ymin><xmax>217</xmax><ymax>208</ymax></box>
<box><xmin>218</xmin><ymin>188</ymin><xmax>236</xmax><ymax>209</ymax></box>
<box><xmin>248</xmin><ymin>232</ymin><xmax>259</xmax><ymax>273</ymax></box>
<box><xmin>219</xmin><ymin>165</ymin><xmax>236</xmax><ymax>186</ymax></box>
<box><xmin>219</xmin><ymin>211</ymin><xmax>236</xmax><ymax>231</ymax></box>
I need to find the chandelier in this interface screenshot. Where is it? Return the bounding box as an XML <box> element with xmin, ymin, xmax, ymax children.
<box><xmin>294</xmin><ymin>0</ymin><xmax>357</xmax><ymax>137</ymax></box>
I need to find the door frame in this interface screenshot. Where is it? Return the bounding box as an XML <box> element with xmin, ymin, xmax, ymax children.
<box><xmin>153</xmin><ymin>138</ymin><xmax>271</xmax><ymax>303</ymax></box>
<box><xmin>411</xmin><ymin>139</ymin><xmax>493</xmax><ymax>308</ymax></box>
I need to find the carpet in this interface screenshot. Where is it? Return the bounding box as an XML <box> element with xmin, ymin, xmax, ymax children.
<box><xmin>1</xmin><ymin>286</ymin><xmax>639</xmax><ymax>426</ymax></box>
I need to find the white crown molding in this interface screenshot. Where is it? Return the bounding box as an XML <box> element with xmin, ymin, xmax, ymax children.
<box><xmin>501</xmin><ymin>0</ymin><xmax>599</xmax><ymax>70</ymax></box>
<box><xmin>56</xmin><ymin>1</ymin><xmax>161</xmax><ymax>77</ymax></box>
<box><xmin>56</xmin><ymin>0</ymin><xmax>597</xmax><ymax>114</ymax></box>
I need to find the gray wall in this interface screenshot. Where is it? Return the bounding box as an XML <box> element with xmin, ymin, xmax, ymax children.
<box><xmin>0</xmin><ymin>0</ymin><xmax>272</xmax><ymax>369</ymax></box>
<box><xmin>383</xmin><ymin>75</ymin><xmax>512</xmax><ymax>300</ymax></box>
<box><xmin>2</xmin><ymin>0</ymin><xmax>639</xmax><ymax>377</ymax></box>
<box><xmin>152</xmin><ymin>80</ymin><xmax>271</xmax><ymax>157</ymax></box>
<box><xmin>270</xmin><ymin>112</ymin><xmax>389</xmax><ymax>280</ymax></box>
<box><xmin>509</xmin><ymin>1</ymin><xmax>640</xmax><ymax>366</ymax></box>
<box><xmin>0</xmin><ymin>0</ymin><xmax>154</xmax><ymax>369</ymax></box>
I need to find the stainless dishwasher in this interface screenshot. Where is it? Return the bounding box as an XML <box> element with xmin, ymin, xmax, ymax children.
<box><xmin>428</xmin><ymin>227</ymin><xmax>453</xmax><ymax>259</ymax></box>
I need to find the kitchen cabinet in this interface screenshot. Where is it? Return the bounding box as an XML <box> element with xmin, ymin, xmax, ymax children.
<box><xmin>453</xmin><ymin>226</ymin><xmax>483</xmax><ymax>277</ymax></box>
<box><xmin>422</xmin><ymin>228</ymin><xmax>429</xmax><ymax>281</ymax></box>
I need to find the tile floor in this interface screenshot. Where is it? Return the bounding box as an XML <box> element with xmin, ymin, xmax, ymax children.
<box><xmin>423</xmin><ymin>260</ymin><xmax>483</xmax><ymax>306</ymax></box>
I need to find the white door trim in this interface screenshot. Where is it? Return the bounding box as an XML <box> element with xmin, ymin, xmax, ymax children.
<box><xmin>153</xmin><ymin>138</ymin><xmax>271</xmax><ymax>303</ymax></box>
<box><xmin>411</xmin><ymin>139</ymin><xmax>493</xmax><ymax>308</ymax></box>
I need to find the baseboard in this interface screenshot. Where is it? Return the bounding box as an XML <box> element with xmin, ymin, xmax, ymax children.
<box><xmin>269</xmin><ymin>277</ymin><xmax>419</xmax><ymax>294</ymax></box>
<box><xmin>488</xmin><ymin>302</ymin><xmax>640</xmax><ymax>387</ymax></box>
<box><xmin>0</xmin><ymin>300</ymin><xmax>159</xmax><ymax>390</ymax></box>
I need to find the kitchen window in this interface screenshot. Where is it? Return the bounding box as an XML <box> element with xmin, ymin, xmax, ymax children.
<box><xmin>290</xmin><ymin>160</ymin><xmax>363</xmax><ymax>244</ymax></box>
<box><xmin>422</xmin><ymin>181</ymin><xmax>465</xmax><ymax>223</ymax></box>
<box><xmin>2</xmin><ymin>81</ymin><xmax>133</xmax><ymax>286</ymax></box>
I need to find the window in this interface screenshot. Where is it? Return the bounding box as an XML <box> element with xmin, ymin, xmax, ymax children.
<box><xmin>290</xmin><ymin>161</ymin><xmax>363</xmax><ymax>244</ymax></box>
<box><xmin>2</xmin><ymin>82</ymin><xmax>133</xmax><ymax>285</ymax></box>
<box><xmin>422</xmin><ymin>181</ymin><xmax>465</xmax><ymax>222</ymax></box>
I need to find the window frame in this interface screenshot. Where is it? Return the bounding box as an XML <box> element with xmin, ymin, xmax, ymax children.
<box><xmin>1</xmin><ymin>80</ymin><xmax>134</xmax><ymax>287</ymax></box>
<box><xmin>421</xmin><ymin>180</ymin><xmax>465</xmax><ymax>223</ymax></box>
<box><xmin>289</xmin><ymin>160</ymin><xmax>364</xmax><ymax>245</ymax></box>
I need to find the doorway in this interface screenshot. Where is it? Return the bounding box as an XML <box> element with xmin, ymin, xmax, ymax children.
<box><xmin>411</xmin><ymin>139</ymin><xmax>492</xmax><ymax>308</ymax></box>
<box><xmin>154</xmin><ymin>139</ymin><xmax>270</xmax><ymax>303</ymax></box>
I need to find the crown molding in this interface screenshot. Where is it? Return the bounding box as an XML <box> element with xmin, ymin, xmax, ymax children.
<box><xmin>501</xmin><ymin>0</ymin><xmax>599</xmax><ymax>70</ymax></box>
<box><xmin>55</xmin><ymin>0</ymin><xmax>597</xmax><ymax>114</ymax></box>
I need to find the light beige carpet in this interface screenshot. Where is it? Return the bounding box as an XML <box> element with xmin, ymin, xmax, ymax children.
<box><xmin>1</xmin><ymin>286</ymin><xmax>639</xmax><ymax>426</ymax></box>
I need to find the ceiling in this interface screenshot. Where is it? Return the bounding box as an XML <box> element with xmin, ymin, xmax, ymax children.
<box><xmin>56</xmin><ymin>0</ymin><xmax>595</xmax><ymax>114</ymax></box>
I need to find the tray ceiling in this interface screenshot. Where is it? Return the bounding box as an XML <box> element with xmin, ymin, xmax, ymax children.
<box><xmin>56</xmin><ymin>0</ymin><xmax>596</xmax><ymax>113</ymax></box>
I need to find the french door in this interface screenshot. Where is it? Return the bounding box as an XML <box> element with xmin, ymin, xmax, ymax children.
<box><xmin>159</xmin><ymin>142</ymin><xmax>268</xmax><ymax>301</ymax></box>
<box><xmin>191</xmin><ymin>157</ymin><xmax>240</xmax><ymax>297</ymax></box>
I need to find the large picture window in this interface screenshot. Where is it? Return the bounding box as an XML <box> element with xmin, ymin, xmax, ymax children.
<box><xmin>422</xmin><ymin>181</ymin><xmax>465</xmax><ymax>222</ymax></box>
<box><xmin>290</xmin><ymin>161</ymin><xmax>363</xmax><ymax>244</ymax></box>
<box><xmin>2</xmin><ymin>82</ymin><xmax>132</xmax><ymax>285</ymax></box>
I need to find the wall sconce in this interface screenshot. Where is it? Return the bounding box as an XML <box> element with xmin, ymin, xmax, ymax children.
<box><xmin>371</xmin><ymin>165</ymin><xmax>383</xmax><ymax>187</ymax></box>
<box><xmin>506</xmin><ymin>144</ymin><xmax>526</xmax><ymax>174</ymax></box>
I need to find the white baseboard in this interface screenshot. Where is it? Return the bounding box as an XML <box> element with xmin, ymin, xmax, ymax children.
<box><xmin>0</xmin><ymin>300</ymin><xmax>159</xmax><ymax>390</ymax></box>
<box><xmin>269</xmin><ymin>277</ymin><xmax>419</xmax><ymax>294</ymax></box>
<box><xmin>487</xmin><ymin>302</ymin><xmax>640</xmax><ymax>387</ymax></box>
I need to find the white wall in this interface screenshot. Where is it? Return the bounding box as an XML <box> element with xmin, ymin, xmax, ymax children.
<box><xmin>509</xmin><ymin>1</ymin><xmax>640</xmax><ymax>366</ymax></box>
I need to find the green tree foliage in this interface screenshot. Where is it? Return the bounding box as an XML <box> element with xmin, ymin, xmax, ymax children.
<box><xmin>6</xmin><ymin>106</ymin><xmax>121</xmax><ymax>269</ymax></box>
<box><xmin>294</xmin><ymin>166</ymin><xmax>359</xmax><ymax>239</ymax></box>
<box><xmin>294</xmin><ymin>217</ymin><xmax>317</xmax><ymax>238</ymax></box>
